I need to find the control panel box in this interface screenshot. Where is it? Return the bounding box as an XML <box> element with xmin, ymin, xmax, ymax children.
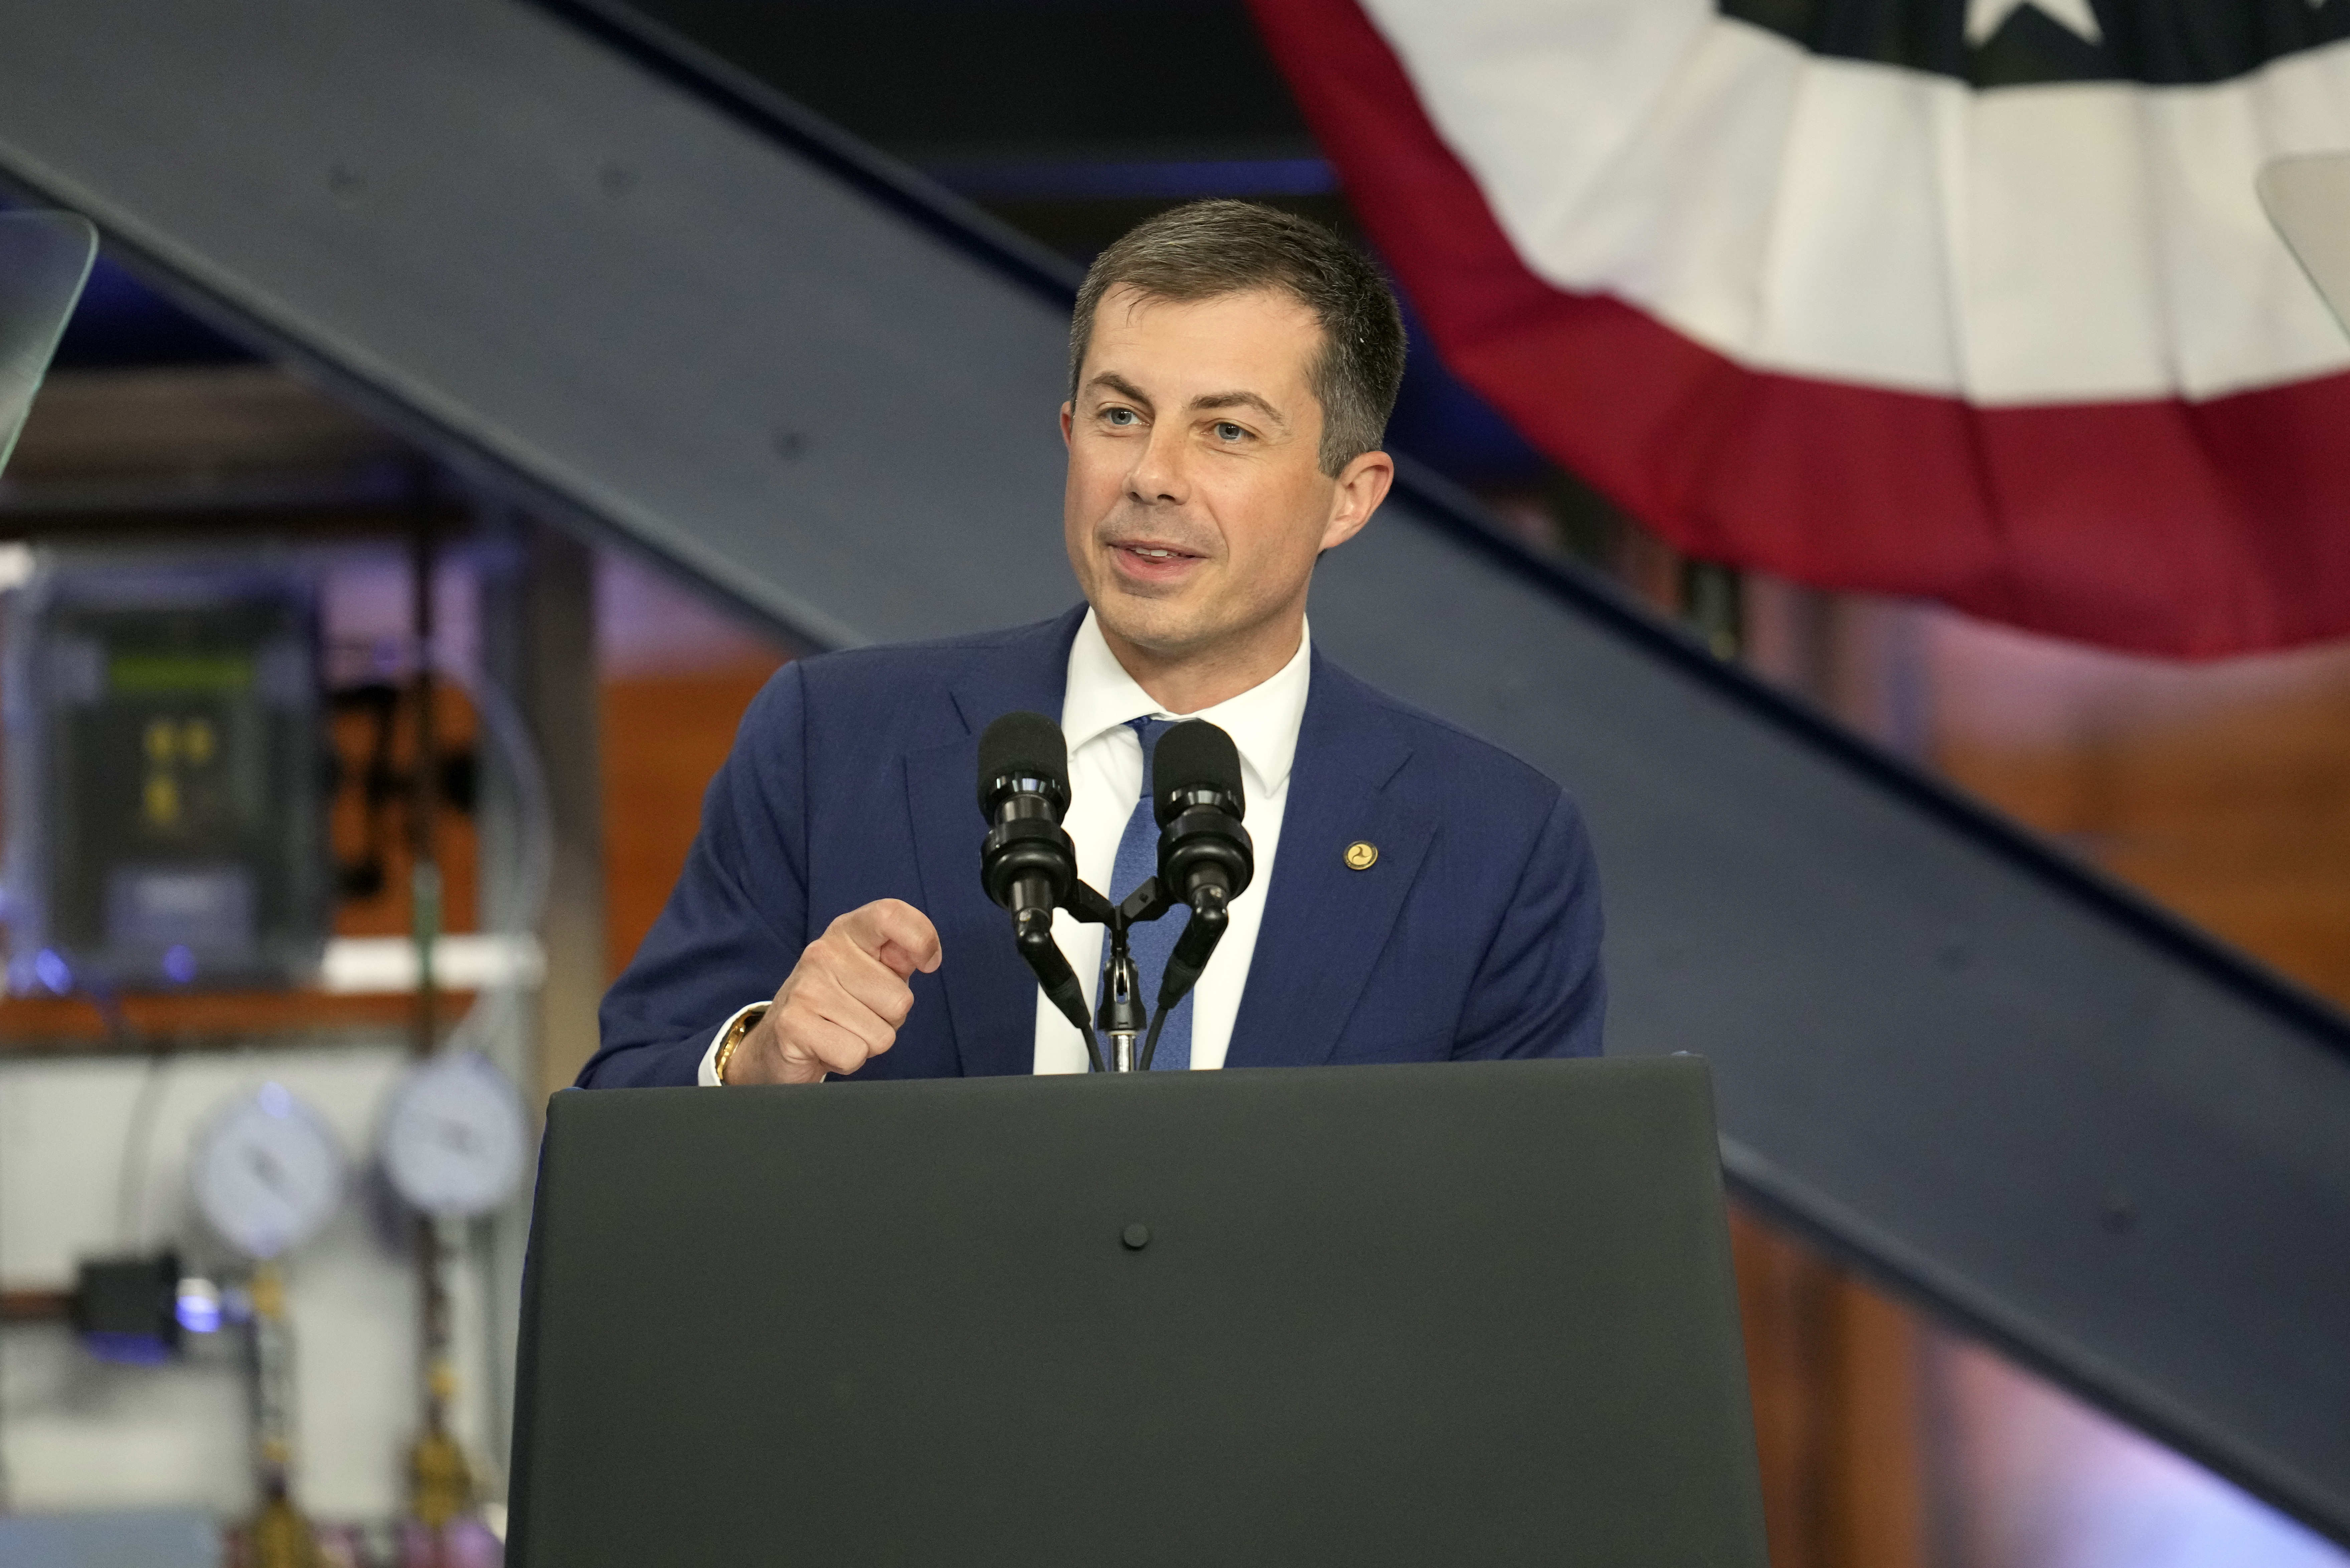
<box><xmin>4</xmin><ymin>553</ymin><xmax>329</xmax><ymax>993</ymax></box>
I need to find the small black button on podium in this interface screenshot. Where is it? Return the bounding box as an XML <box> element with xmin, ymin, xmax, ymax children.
<box><xmin>509</xmin><ymin>1058</ymin><xmax>1769</xmax><ymax>1568</ymax></box>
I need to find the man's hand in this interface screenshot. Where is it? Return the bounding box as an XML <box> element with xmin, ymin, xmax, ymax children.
<box><xmin>724</xmin><ymin>900</ymin><xmax>942</xmax><ymax>1084</ymax></box>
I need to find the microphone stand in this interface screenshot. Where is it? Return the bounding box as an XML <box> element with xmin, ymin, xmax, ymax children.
<box><xmin>1098</xmin><ymin>925</ymin><xmax>1144</xmax><ymax>1072</ymax></box>
<box><xmin>1058</xmin><ymin>876</ymin><xmax>1179</xmax><ymax>1072</ymax></box>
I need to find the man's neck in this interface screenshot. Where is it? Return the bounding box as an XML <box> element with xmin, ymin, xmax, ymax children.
<box><xmin>1100</xmin><ymin>614</ymin><xmax>1304</xmax><ymax>716</ymax></box>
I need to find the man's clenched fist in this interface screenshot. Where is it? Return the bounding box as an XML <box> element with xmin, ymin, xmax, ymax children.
<box><xmin>721</xmin><ymin>899</ymin><xmax>943</xmax><ymax>1084</ymax></box>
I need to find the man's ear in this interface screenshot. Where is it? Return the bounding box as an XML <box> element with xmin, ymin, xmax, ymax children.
<box><xmin>1319</xmin><ymin>449</ymin><xmax>1395</xmax><ymax>552</ymax></box>
<box><xmin>1060</xmin><ymin>401</ymin><xmax>1074</xmax><ymax>447</ymax></box>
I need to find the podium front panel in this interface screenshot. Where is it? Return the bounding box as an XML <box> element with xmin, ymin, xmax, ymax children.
<box><xmin>511</xmin><ymin>1058</ymin><xmax>1767</xmax><ymax>1567</ymax></box>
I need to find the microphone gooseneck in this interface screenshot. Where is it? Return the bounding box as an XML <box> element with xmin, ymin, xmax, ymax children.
<box><xmin>976</xmin><ymin>711</ymin><xmax>1097</xmax><ymax>1067</ymax></box>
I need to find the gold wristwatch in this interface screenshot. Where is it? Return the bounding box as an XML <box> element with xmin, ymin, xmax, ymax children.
<box><xmin>713</xmin><ymin>1003</ymin><xmax>770</xmax><ymax>1085</ymax></box>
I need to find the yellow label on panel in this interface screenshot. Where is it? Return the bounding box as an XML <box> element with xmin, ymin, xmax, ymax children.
<box><xmin>144</xmin><ymin>772</ymin><xmax>180</xmax><ymax>828</ymax></box>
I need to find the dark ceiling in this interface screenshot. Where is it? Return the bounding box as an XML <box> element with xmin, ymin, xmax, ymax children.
<box><xmin>617</xmin><ymin>0</ymin><xmax>1318</xmax><ymax>161</ymax></box>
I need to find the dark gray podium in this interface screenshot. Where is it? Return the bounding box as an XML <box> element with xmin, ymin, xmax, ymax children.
<box><xmin>509</xmin><ymin>1057</ymin><xmax>1769</xmax><ymax>1567</ymax></box>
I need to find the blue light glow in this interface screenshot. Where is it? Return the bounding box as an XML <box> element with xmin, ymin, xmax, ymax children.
<box><xmin>257</xmin><ymin>1081</ymin><xmax>293</xmax><ymax>1118</ymax></box>
<box><xmin>32</xmin><ymin>947</ymin><xmax>70</xmax><ymax>995</ymax></box>
<box><xmin>82</xmin><ymin>1331</ymin><xmax>172</xmax><ymax>1366</ymax></box>
<box><xmin>162</xmin><ymin>944</ymin><xmax>197</xmax><ymax>984</ymax></box>
<box><xmin>174</xmin><ymin>1280</ymin><xmax>222</xmax><ymax>1335</ymax></box>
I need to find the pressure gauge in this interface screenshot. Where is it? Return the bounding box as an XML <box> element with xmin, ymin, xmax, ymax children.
<box><xmin>379</xmin><ymin>1052</ymin><xmax>529</xmax><ymax>1219</ymax></box>
<box><xmin>188</xmin><ymin>1083</ymin><xmax>346</xmax><ymax>1260</ymax></box>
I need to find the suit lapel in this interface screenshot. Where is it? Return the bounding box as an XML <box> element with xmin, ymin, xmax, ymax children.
<box><xmin>904</xmin><ymin>611</ymin><xmax>1079</xmax><ymax>1076</ymax></box>
<box><xmin>1226</xmin><ymin>656</ymin><xmax>1434</xmax><ymax>1068</ymax></box>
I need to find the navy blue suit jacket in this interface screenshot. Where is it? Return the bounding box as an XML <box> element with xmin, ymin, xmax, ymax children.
<box><xmin>582</xmin><ymin>608</ymin><xmax>1604</xmax><ymax>1086</ymax></box>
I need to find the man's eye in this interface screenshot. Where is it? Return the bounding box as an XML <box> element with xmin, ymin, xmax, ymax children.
<box><xmin>1104</xmin><ymin>407</ymin><xmax>1138</xmax><ymax>426</ymax></box>
<box><xmin>1214</xmin><ymin>421</ymin><xmax>1246</xmax><ymax>442</ymax></box>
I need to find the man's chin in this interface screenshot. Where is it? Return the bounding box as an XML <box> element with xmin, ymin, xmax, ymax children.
<box><xmin>1089</xmin><ymin>596</ymin><xmax>1217</xmax><ymax>661</ymax></box>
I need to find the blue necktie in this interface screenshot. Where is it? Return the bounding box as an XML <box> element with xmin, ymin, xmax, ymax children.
<box><xmin>1109</xmin><ymin>717</ymin><xmax>1191</xmax><ymax>1069</ymax></box>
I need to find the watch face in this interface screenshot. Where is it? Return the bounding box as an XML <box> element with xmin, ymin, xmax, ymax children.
<box><xmin>380</xmin><ymin>1052</ymin><xmax>529</xmax><ymax>1219</ymax></box>
<box><xmin>188</xmin><ymin>1083</ymin><xmax>346</xmax><ymax>1260</ymax></box>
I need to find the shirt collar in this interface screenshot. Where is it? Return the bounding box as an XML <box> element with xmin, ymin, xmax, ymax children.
<box><xmin>1060</xmin><ymin>607</ymin><xmax>1313</xmax><ymax>794</ymax></box>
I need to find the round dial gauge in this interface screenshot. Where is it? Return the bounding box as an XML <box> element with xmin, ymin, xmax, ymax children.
<box><xmin>188</xmin><ymin>1083</ymin><xmax>346</xmax><ymax>1260</ymax></box>
<box><xmin>379</xmin><ymin>1052</ymin><xmax>529</xmax><ymax>1219</ymax></box>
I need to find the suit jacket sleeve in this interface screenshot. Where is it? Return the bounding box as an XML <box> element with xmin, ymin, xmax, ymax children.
<box><xmin>580</xmin><ymin>664</ymin><xmax>812</xmax><ymax>1087</ymax></box>
<box><xmin>1450</xmin><ymin>789</ymin><xmax>1606</xmax><ymax>1060</ymax></box>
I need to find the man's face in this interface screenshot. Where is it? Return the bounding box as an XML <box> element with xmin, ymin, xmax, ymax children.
<box><xmin>1061</xmin><ymin>286</ymin><xmax>1384</xmax><ymax>667</ymax></box>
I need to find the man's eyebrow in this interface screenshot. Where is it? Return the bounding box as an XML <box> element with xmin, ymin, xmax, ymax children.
<box><xmin>1190</xmin><ymin>390</ymin><xmax>1287</xmax><ymax>428</ymax></box>
<box><xmin>1083</xmin><ymin>372</ymin><xmax>1153</xmax><ymax>410</ymax></box>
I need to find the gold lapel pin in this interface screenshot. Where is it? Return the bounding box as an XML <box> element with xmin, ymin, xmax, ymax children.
<box><xmin>1343</xmin><ymin>840</ymin><xmax>1379</xmax><ymax>871</ymax></box>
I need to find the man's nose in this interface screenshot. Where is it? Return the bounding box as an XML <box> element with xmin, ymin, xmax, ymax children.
<box><xmin>1125</xmin><ymin>424</ymin><xmax>1189</xmax><ymax>505</ymax></box>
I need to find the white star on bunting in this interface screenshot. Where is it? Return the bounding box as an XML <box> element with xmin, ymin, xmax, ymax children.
<box><xmin>1965</xmin><ymin>0</ymin><xmax>2104</xmax><ymax>45</ymax></box>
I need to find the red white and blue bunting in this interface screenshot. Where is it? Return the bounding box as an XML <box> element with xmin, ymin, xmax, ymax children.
<box><xmin>1251</xmin><ymin>0</ymin><xmax>2350</xmax><ymax>654</ymax></box>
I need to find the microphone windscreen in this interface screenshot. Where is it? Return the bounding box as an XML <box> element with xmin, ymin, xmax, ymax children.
<box><xmin>1152</xmin><ymin>719</ymin><xmax>1244</xmax><ymax>825</ymax></box>
<box><xmin>977</xmin><ymin>711</ymin><xmax>1069</xmax><ymax>813</ymax></box>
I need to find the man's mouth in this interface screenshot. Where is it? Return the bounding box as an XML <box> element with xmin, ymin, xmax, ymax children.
<box><xmin>1105</xmin><ymin>538</ymin><xmax>1207</xmax><ymax>579</ymax></box>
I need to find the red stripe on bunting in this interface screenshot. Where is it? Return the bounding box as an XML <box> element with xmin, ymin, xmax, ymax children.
<box><xmin>1247</xmin><ymin>0</ymin><xmax>2350</xmax><ymax>656</ymax></box>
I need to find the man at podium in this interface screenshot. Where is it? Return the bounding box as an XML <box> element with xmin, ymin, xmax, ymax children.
<box><xmin>581</xmin><ymin>200</ymin><xmax>1606</xmax><ymax>1088</ymax></box>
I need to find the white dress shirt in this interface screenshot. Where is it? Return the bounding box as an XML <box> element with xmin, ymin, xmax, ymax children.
<box><xmin>700</xmin><ymin>610</ymin><xmax>1310</xmax><ymax>1083</ymax></box>
<box><xmin>1031</xmin><ymin>609</ymin><xmax>1308</xmax><ymax>1072</ymax></box>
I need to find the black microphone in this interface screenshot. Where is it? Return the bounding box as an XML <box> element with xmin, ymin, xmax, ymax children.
<box><xmin>1140</xmin><ymin>720</ymin><xmax>1254</xmax><ymax>1068</ymax></box>
<box><xmin>976</xmin><ymin>712</ymin><xmax>1096</xmax><ymax>1062</ymax></box>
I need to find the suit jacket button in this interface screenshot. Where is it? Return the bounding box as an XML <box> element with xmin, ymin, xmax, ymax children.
<box><xmin>1344</xmin><ymin>840</ymin><xmax>1379</xmax><ymax>871</ymax></box>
